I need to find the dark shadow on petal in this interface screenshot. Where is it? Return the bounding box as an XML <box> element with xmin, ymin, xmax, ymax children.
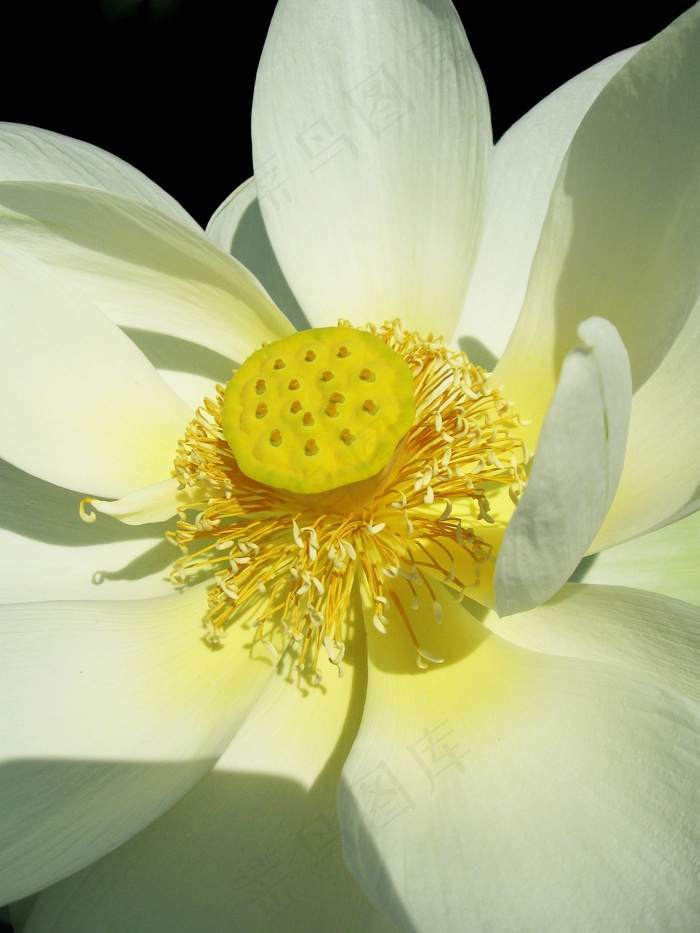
<box><xmin>456</xmin><ymin>335</ymin><xmax>497</xmax><ymax>371</ymax></box>
<box><xmin>123</xmin><ymin>328</ymin><xmax>238</xmax><ymax>380</ymax></box>
<box><xmin>229</xmin><ymin>198</ymin><xmax>310</xmax><ymax>334</ymax></box>
<box><xmin>0</xmin><ymin>459</ymin><xmax>176</xmax><ymax>546</ymax></box>
<box><xmin>11</xmin><ymin>760</ymin><xmax>401</xmax><ymax>933</ymax></box>
<box><xmin>364</xmin><ymin>579</ymin><xmax>490</xmax><ymax>676</ymax></box>
<box><xmin>568</xmin><ymin>552</ymin><xmax>598</xmax><ymax>583</ymax></box>
<box><xmin>338</xmin><ymin>777</ymin><xmax>420</xmax><ymax>933</ymax></box>
<box><xmin>0</xmin><ymin>756</ymin><xmax>215</xmax><ymax>907</ymax></box>
<box><xmin>12</xmin><ymin>624</ymin><xmax>408</xmax><ymax>932</ymax></box>
<box><xmin>89</xmin><ymin>539</ymin><xmax>176</xmax><ymax>586</ymax></box>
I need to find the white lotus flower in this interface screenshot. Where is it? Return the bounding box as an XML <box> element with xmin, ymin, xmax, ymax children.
<box><xmin>2</xmin><ymin>2</ymin><xmax>699</xmax><ymax>931</ymax></box>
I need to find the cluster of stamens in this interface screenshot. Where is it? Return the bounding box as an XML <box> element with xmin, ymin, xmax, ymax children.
<box><xmin>169</xmin><ymin>320</ymin><xmax>529</xmax><ymax>682</ymax></box>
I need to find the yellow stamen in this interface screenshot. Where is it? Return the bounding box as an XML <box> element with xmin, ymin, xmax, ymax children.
<box><xmin>167</xmin><ymin>319</ymin><xmax>528</xmax><ymax>683</ymax></box>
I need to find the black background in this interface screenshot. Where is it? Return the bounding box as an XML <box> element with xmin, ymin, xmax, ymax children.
<box><xmin>2</xmin><ymin>0</ymin><xmax>692</xmax><ymax>228</ymax></box>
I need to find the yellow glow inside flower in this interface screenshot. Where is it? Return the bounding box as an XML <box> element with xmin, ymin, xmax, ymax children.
<box><xmin>169</xmin><ymin>320</ymin><xmax>529</xmax><ymax>681</ymax></box>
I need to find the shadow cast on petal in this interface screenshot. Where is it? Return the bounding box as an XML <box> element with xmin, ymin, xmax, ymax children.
<box><xmin>229</xmin><ymin>198</ymin><xmax>310</xmax><ymax>333</ymax></box>
<box><xmin>0</xmin><ymin>459</ymin><xmax>177</xmax><ymax>547</ymax></box>
<box><xmin>123</xmin><ymin>328</ymin><xmax>238</xmax><ymax>380</ymax></box>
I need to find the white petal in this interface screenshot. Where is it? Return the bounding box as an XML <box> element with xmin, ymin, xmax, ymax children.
<box><xmin>495</xmin><ymin>318</ymin><xmax>631</xmax><ymax>616</ymax></box>
<box><xmin>252</xmin><ymin>0</ymin><xmax>491</xmax><ymax>339</ymax></box>
<box><xmin>495</xmin><ymin>6</ymin><xmax>700</xmax><ymax>457</ymax></box>
<box><xmin>339</xmin><ymin>580</ymin><xmax>700</xmax><ymax>933</ymax></box>
<box><xmin>0</xmin><ymin>459</ymin><xmax>175</xmax><ymax>605</ymax></box>
<box><xmin>0</xmin><ymin>180</ymin><xmax>293</xmax><ymax>365</ymax></box>
<box><xmin>455</xmin><ymin>46</ymin><xmax>638</xmax><ymax>364</ymax></box>
<box><xmin>0</xmin><ymin>242</ymin><xmax>191</xmax><ymax>497</ymax></box>
<box><xmin>206</xmin><ymin>177</ymin><xmax>309</xmax><ymax>332</ymax></box>
<box><xmin>572</xmin><ymin>511</ymin><xmax>700</xmax><ymax>607</ymax></box>
<box><xmin>485</xmin><ymin>582</ymin><xmax>700</xmax><ymax>706</ymax></box>
<box><xmin>0</xmin><ymin>122</ymin><xmax>199</xmax><ymax>230</ymax></box>
<box><xmin>0</xmin><ymin>585</ymin><xmax>286</xmax><ymax>903</ymax></box>
<box><xmin>152</xmin><ymin>369</ymin><xmax>220</xmax><ymax>412</ymax></box>
<box><xmin>592</xmin><ymin>289</ymin><xmax>700</xmax><ymax>549</ymax></box>
<box><xmin>0</xmin><ymin>526</ymin><xmax>173</xmax><ymax>606</ymax></box>
<box><xmin>122</xmin><ymin>325</ymin><xmax>235</xmax><ymax>411</ymax></box>
<box><xmin>85</xmin><ymin>478</ymin><xmax>199</xmax><ymax>526</ymax></box>
<box><xmin>19</xmin><ymin>595</ymin><xmax>395</xmax><ymax>933</ymax></box>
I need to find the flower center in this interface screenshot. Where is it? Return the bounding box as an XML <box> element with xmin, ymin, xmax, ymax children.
<box><xmin>221</xmin><ymin>326</ymin><xmax>416</xmax><ymax>494</ymax></box>
<box><xmin>169</xmin><ymin>320</ymin><xmax>529</xmax><ymax>682</ymax></box>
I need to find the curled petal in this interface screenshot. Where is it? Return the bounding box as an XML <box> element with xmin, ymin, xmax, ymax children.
<box><xmin>83</xmin><ymin>478</ymin><xmax>200</xmax><ymax>527</ymax></box>
<box><xmin>495</xmin><ymin>317</ymin><xmax>631</xmax><ymax>616</ymax></box>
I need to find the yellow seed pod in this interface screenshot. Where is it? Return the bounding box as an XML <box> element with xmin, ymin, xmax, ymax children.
<box><xmin>222</xmin><ymin>327</ymin><xmax>416</xmax><ymax>493</ymax></box>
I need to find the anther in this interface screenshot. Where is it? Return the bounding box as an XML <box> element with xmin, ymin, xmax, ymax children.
<box><xmin>438</xmin><ymin>500</ymin><xmax>452</xmax><ymax>520</ymax></box>
<box><xmin>303</xmin><ymin>411</ymin><xmax>314</xmax><ymax>426</ymax></box>
<box><xmin>291</xmin><ymin>400</ymin><xmax>302</xmax><ymax>413</ymax></box>
<box><xmin>305</xmin><ymin>349</ymin><xmax>316</xmax><ymax>361</ymax></box>
<box><xmin>322</xmin><ymin>370</ymin><xmax>334</xmax><ymax>381</ymax></box>
<box><xmin>274</xmin><ymin>358</ymin><xmax>285</xmax><ymax>369</ymax></box>
<box><xmin>262</xmin><ymin>640</ymin><xmax>279</xmax><ymax>660</ymax></box>
<box><xmin>417</xmin><ymin>648</ymin><xmax>444</xmax><ymax>667</ymax></box>
<box><xmin>363</xmin><ymin>399</ymin><xmax>377</xmax><ymax>414</ymax></box>
<box><xmin>360</xmin><ymin>368</ymin><xmax>375</xmax><ymax>381</ymax></box>
<box><xmin>340</xmin><ymin>428</ymin><xmax>354</xmax><ymax>444</ymax></box>
<box><xmin>305</xmin><ymin>439</ymin><xmax>318</xmax><ymax>455</ymax></box>
<box><xmin>255</xmin><ymin>379</ymin><xmax>266</xmax><ymax>393</ymax></box>
<box><xmin>330</xmin><ymin>392</ymin><xmax>345</xmax><ymax>403</ymax></box>
<box><xmin>325</xmin><ymin>403</ymin><xmax>338</xmax><ymax>417</ymax></box>
<box><xmin>256</xmin><ymin>403</ymin><xmax>268</xmax><ymax>418</ymax></box>
<box><xmin>270</xmin><ymin>429</ymin><xmax>282</xmax><ymax>446</ymax></box>
<box><xmin>338</xmin><ymin>346</ymin><xmax>349</xmax><ymax>358</ymax></box>
<box><xmin>79</xmin><ymin>498</ymin><xmax>96</xmax><ymax>523</ymax></box>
